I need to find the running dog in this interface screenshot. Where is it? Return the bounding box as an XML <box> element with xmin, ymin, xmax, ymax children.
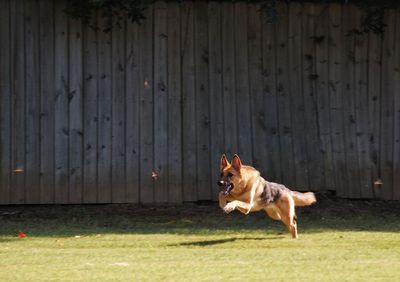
<box><xmin>218</xmin><ymin>154</ymin><xmax>316</xmax><ymax>238</ymax></box>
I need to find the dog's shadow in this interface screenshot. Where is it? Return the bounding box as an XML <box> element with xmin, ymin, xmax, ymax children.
<box><xmin>169</xmin><ymin>236</ymin><xmax>284</xmax><ymax>247</ymax></box>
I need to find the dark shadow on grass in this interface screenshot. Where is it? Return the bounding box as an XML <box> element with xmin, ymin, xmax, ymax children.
<box><xmin>174</xmin><ymin>238</ymin><xmax>237</xmax><ymax>246</ymax></box>
<box><xmin>169</xmin><ymin>236</ymin><xmax>283</xmax><ymax>247</ymax></box>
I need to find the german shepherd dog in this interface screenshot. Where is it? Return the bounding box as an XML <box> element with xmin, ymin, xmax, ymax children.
<box><xmin>218</xmin><ymin>154</ymin><xmax>316</xmax><ymax>238</ymax></box>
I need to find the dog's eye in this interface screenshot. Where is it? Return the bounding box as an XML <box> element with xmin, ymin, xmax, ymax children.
<box><xmin>227</xmin><ymin>172</ymin><xmax>233</xmax><ymax>178</ymax></box>
<box><xmin>220</xmin><ymin>173</ymin><xmax>223</xmax><ymax>177</ymax></box>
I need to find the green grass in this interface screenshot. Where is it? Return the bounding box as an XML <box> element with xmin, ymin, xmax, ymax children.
<box><xmin>1</xmin><ymin>197</ymin><xmax>400</xmax><ymax>281</ymax></box>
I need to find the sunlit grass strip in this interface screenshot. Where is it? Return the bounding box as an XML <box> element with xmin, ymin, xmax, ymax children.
<box><xmin>0</xmin><ymin>204</ymin><xmax>399</xmax><ymax>281</ymax></box>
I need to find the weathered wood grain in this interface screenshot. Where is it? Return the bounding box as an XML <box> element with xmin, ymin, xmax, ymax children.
<box><xmin>0</xmin><ymin>2</ymin><xmax>399</xmax><ymax>204</ymax></box>
<box><xmin>10</xmin><ymin>0</ymin><xmax>25</xmax><ymax>204</ymax></box>
<box><xmin>24</xmin><ymin>0</ymin><xmax>40</xmax><ymax>203</ymax></box>
<box><xmin>208</xmin><ymin>1</ymin><xmax>224</xmax><ymax>199</ymax></box>
<box><xmin>354</xmin><ymin>7</ymin><xmax>372</xmax><ymax>198</ymax></box>
<box><xmin>39</xmin><ymin>0</ymin><xmax>55</xmax><ymax>203</ymax></box>
<box><xmin>367</xmin><ymin>30</ymin><xmax>382</xmax><ymax>199</ymax></box>
<box><xmin>275</xmin><ymin>2</ymin><xmax>296</xmax><ymax>188</ymax></box>
<box><xmin>393</xmin><ymin>9</ymin><xmax>400</xmax><ymax>200</ymax></box>
<box><xmin>125</xmin><ymin>18</ymin><xmax>140</xmax><ymax>204</ymax></box>
<box><xmin>328</xmin><ymin>3</ymin><xmax>346</xmax><ymax>197</ymax></box>
<box><xmin>83</xmin><ymin>16</ymin><xmax>98</xmax><ymax>203</ymax></box>
<box><xmin>0</xmin><ymin>0</ymin><xmax>11</xmax><ymax>204</ymax></box>
<box><xmin>195</xmin><ymin>0</ymin><xmax>211</xmax><ymax>200</ymax></box>
<box><xmin>54</xmin><ymin>0</ymin><xmax>69</xmax><ymax>203</ymax></box>
<box><xmin>301</xmin><ymin>3</ymin><xmax>324</xmax><ymax>191</ymax></box>
<box><xmin>97</xmin><ymin>14</ymin><xmax>113</xmax><ymax>203</ymax></box>
<box><xmin>248</xmin><ymin>4</ymin><xmax>267</xmax><ymax>175</ymax></box>
<box><xmin>167</xmin><ymin>1</ymin><xmax>183</xmax><ymax>203</ymax></box>
<box><xmin>341</xmin><ymin>4</ymin><xmax>361</xmax><ymax>198</ymax></box>
<box><xmin>139</xmin><ymin>7</ymin><xmax>155</xmax><ymax>204</ymax></box>
<box><xmin>181</xmin><ymin>1</ymin><xmax>197</xmax><ymax>202</ymax></box>
<box><xmin>315</xmin><ymin>4</ymin><xmax>335</xmax><ymax>192</ymax></box>
<box><xmin>221</xmin><ymin>1</ymin><xmax>238</xmax><ymax>160</ymax></box>
<box><xmin>261</xmin><ymin>9</ymin><xmax>281</xmax><ymax>183</ymax></box>
<box><xmin>380</xmin><ymin>9</ymin><xmax>395</xmax><ymax>200</ymax></box>
<box><xmin>111</xmin><ymin>15</ymin><xmax>126</xmax><ymax>203</ymax></box>
<box><xmin>288</xmin><ymin>3</ymin><xmax>309</xmax><ymax>190</ymax></box>
<box><xmin>68</xmin><ymin>17</ymin><xmax>83</xmax><ymax>203</ymax></box>
<box><xmin>234</xmin><ymin>2</ymin><xmax>252</xmax><ymax>165</ymax></box>
<box><xmin>154</xmin><ymin>1</ymin><xmax>169</xmax><ymax>203</ymax></box>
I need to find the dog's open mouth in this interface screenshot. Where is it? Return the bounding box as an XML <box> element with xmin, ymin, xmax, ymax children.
<box><xmin>223</xmin><ymin>183</ymin><xmax>234</xmax><ymax>195</ymax></box>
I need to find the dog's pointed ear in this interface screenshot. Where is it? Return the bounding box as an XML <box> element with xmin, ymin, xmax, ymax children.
<box><xmin>232</xmin><ymin>154</ymin><xmax>242</xmax><ymax>171</ymax></box>
<box><xmin>220</xmin><ymin>154</ymin><xmax>229</xmax><ymax>170</ymax></box>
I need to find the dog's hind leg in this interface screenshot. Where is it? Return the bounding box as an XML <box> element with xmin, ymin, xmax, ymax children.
<box><xmin>265</xmin><ymin>205</ymin><xmax>281</xmax><ymax>221</ymax></box>
<box><xmin>276</xmin><ymin>194</ymin><xmax>298</xmax><ymax>239</ymax></box>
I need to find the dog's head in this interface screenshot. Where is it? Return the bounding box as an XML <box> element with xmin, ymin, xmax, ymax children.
<box><xmin>217</xmin><ymin>154</ymin><xmax>243</xmax><ymax>196</ymax></box>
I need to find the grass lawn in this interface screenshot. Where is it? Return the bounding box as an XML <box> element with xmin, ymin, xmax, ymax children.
<box><xmin>1</xmin><ymin>195</ymin><xmax>399</xmax><ymax>281</ymax></box>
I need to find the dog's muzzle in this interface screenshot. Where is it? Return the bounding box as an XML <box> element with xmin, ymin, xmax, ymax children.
<box><xmin>217</xmin><ymin>181</ymin><xmax>234</xmax><ymax>196</ymax></box>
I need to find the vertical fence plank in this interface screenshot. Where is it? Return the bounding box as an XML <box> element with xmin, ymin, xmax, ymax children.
<box><xmin>167</xmin><ymin>2</ymin><xmax>183</xmax><ymax>203</ymax></box>
<box><xmin>328</xmin><ymin>3</ymin><xmax>346</xmax><ymax>197</ymax></box>
<box><xmin>69</xmin><ymin>18</ymin><xmax>83</xmax><ymax>203</ymax></box>
<box><xmin>111</xmin><ymin>16</ymin><xmax>126</xmax><ymax>203</ymax></box>
<box><xmin>208</xmin><ymin>1</ymin><xmax>223</xmax><ymax>198</ymax></box>
<box><xmin>54</xmin><ymin>1</ymin><xmax>69</xmax><ymax>203</ymax></box>
<box><xmin>354</xmin><ymin>7</ymin><xmax>372</xmax><ymax>198</ymax></box>
<box><xmin>302</xmin><ymin>3</ymin><xmax>324</xmax><ymax>191</ymax></box>
<box><xmin>221</xmin><ymin>1</ymin><xmax>237</xmax><ymax>160</ymax></box>
<box><xmin>315</xmin><ymin>4</ymin><xmax>335</xmax><ymax>191</ymax></box>
<box><xmin>83</xmin><ymin>16</ymin><xmax>98</xmax><ymax>203</ymax></box>
<box><xmin>24</xmin><ymin>0</ymin><xmax>40</xmax><ymax>203</ymax></box>
<box><xmin>341</xmin><ymin>4</ymin><xmax>360</xmax><ymax>198</ymax></box>
<box><xmin>10</xmin><ymin>0</ymin><xmax>25</xmax><ymax>204</ymax></box>
<box><xmin>276</xmin><ymin>2</ymin><xmax>296</xmax><ymax>187</ymax></box>
<box><xmin>139</xmin><ymin>7</ymin><xmax>155</xmax><ymax>204</ymax></box>
<box><xmin>39</xmin><ymin>0</ymin><xmax>55</xmax><ymax>203</ymax></box>
<box><xmin>393</xmin><ymin>9</ymin><xmax>400</xmax><ymax>200</ymax></box>
<box><xmin>194</xmin><ymin>1</ymin><xmax>211</xmax><ymax>200</ymax></box>
<box><xmin>261</xmin><ymin>12</ymin><xmax>281</xmax><ymax>182</ymax></box>
<box><xmin>367</xmin><ymin>31</ymin><xmax>382</xmax><ymax>199</ymax></box>
<box><xmin>154</xmin><ymin>1</ymin><xmax>169</xmax><ymax>203</ymax></box>
<box><xmin>181</xmin><ymin>1</ymin><xmax>197</xmax><ymax>202</ymax></box>
<box><xmin>0</xmin><ymin>0</ymin><xmax>11</xmax><ymax>204</ymax></box>
<box><xmin>97</xmin><ymin>15</ymin><xmax>112</xmax><ymax>203</ymax></box>
<box><xmin>288</xmin><ymin>3</ymin><xmax>308</xmax><ymax>190</ymax></box>
<box><xmin>248</xmin><ymin>4</ymin><xmax>266</xmax><ymax>174</ymax></box>
<box><xmin>234</xmin><ymin>2</ymin><xmax>252</xmax><ymax>164</ymax></box>
<box><xmin>125</xmin><ymin>20</ymin><xmax>140</xmax><ymax>203</ymax></box>
<box><xmin>380</xmin><ymin>9</ymin><xmax>395</xmax><ymax>200</ymax></box>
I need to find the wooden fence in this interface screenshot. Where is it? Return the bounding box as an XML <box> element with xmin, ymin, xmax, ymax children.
<box><xmin>0</xmin><ymin>0</ymin><xmax>399</xmax><ymax>204</ymax></box>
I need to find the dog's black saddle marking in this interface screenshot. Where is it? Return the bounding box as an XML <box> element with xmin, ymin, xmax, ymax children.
<box><xmin>260</xmin><ymin>182</ymin><xmax>288</xmax><ymax>204</ymax></box>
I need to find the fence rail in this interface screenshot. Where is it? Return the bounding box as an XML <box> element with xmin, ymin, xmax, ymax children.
<box><xmin>0</xmin><ymin>0</ymin><xmax>399</xmax><ymax>204</ymax></box>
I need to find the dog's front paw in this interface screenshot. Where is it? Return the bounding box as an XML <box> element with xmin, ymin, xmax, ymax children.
<box><xmin>223</xmin><ymin>203</ymin><xmax>235</xmax><ymax>214</ymax></box>
<box><xmin>244</xmin><ymin>204</ymin><xmax>253</xmax><ymax>215</ymax></box>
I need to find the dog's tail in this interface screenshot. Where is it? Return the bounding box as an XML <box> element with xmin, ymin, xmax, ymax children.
<box><xmin>290</xmin><ymin>191</ymin><xmax>316</xmax><ymax>207</ymax></box>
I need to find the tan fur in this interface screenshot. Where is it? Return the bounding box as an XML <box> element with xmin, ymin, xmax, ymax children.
<box><xmin>218</xmin><ymin>154</ymin><xmax>316</xmax><ymax>239</ymax></box>
<box><xmin>291</xmin><ymin>191</ymin><xmax>317</xmax><ymax>206</ymax></box>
